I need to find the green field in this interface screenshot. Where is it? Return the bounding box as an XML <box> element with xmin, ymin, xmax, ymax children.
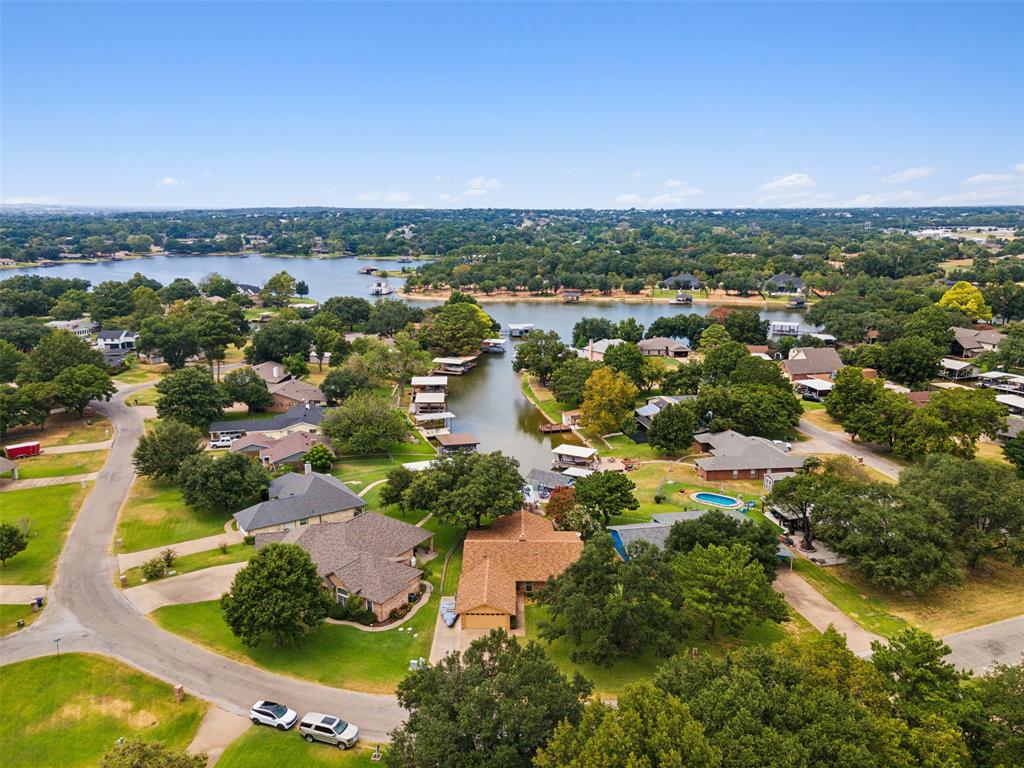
<box><xmin>0</xmin><ymin>603</ymin><xmax>37</xmax><ymax>635</ymax></box>
<box><xmin>792</xmin><ymin>559</ymin><xmax>909</xmax><ymax>638</ymax></box>
<box><xmin>0</xmin><ymin>483</ymin><xmax>89</xmax><ymax>584</ymax></box>
<box><xmin>13</xmin><ymin>450</ymin><xmax>107</xmax><ymax>480</ymax></box>
<box><xmin>115</xmin><ymin>477</ymin><xmax>230</xmax><ymax>552</ymax></box>
<box><xmin>120</xmin><ymin>543</ymin><xmax>254</xmax><ymax>587</ymax></box>
<box><xmin>0</xmin><ymin>653</ymin><xmax>207</xmax><ymax>768</ymax></box>
<box><xmin>218</xmin><ymin>728</ymin><xmax>380</xmax><ymax>767</ymax></box>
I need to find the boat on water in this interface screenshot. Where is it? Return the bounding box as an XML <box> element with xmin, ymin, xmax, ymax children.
<box><xmin>370</xmin><ymin>280</ymin><xmax>393</xmax><ymax>296</ymax></box>
<box><xmin>357</xmin><ymin>266</ymin><xmax>377</xmax><ymax>274</ymax></box>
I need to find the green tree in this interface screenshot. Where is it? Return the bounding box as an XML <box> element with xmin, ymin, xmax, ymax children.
<box><xmin>613</xmin><ymin>317</ymin><xmax>645</xmax><ymax>343</ymax></box>
<box><xmin>871</xmin><ymin>628</ymin><xmax>967</xmax><ymax>722</ymax></box>
<box><xmin>972</xmin><ymin>662</ymin><xmax>1024</xmax><ymax>768</ymax></box>
<box><xmin>696</xmin><ymin>323</ymin><xmax>731</xmax><ymax>352</ymax></box>
<box><xmin>1004</xmin><ymin>433</ymin><xmax>1024</xmax><ymax>477</ymax></box>
<box><xmin>579</xmin><ymin>367</ymin><xmax>638</xmax><ymax>435</ymax></box>
<box><xmin>696</xmin><ymin>384</ymin><xmax>802</xmax><ymax>439</ymax></box>
<box><xmin>661</xmin><ymin>361</ymin><xmax>703</xmax><ymax>395</ymax></box>
<box><xmin>221</xmin><ymin>367</ymin><xmax>272</xmax><ymax>412</ymax></box>
<box><xmin>138</xmin><ymin>315</ymin><xmax>199</xmax><ymax>370</ymax></box>
<box><xmin>248</xmin><ymin>319</ymin><xmax>313</xmax><ymax>363</ymax></box>
<box><xmin>420</xmin><ymin>302</ymin><xmax>492</xmax><ymax>355</ymax></box>
<box><xmin>322</xmin><ymin>392</ymin><xmax>408</xmax><ymax>454</ymax></box>
<box><xmin>403</xmin><ymin>451</ymin><xmax>523</xmax><ymax>528</ymax></box>
<box><xmin>199</xmin><ymin>272</ymin><xmax>238</xmax><ymax>298</ymax></box>
<box><xmin>826</xmin><ymin>366</ymin><xmax>880</xmax><ymax>424</ymax></box>
<box><xmin>700</xmin><ymin>340</ymin><xmax>749</xmax><ymax>385</ymax></box>
<box><xmin>571</xmin><ymin>317</ymin><xmax>615</xmax><ymax>348</ymax></box>
<box><xmin>572</xmin><ymin>470</ymin><xmax>639</xmax><ymax>526</ymax></box>
<box><xmin>133</xmin><ymin>419</ymin><xmax>205</xmax><ymax>480</ymax></box>
<box><xmin>51</xmin><ymin>363</ymin><xmax>115</xmax><ymax>415</ymax></box>
<box><xmin>282</xmin><ymin>352</ymin><xmax>309</xmax><ymax>378</ymax></box>
<box><xmin>647</xmin><ymin>402</ymin><xmax>697</xmax><ymax>453</ymax></box>
<box><xmin>295</xmin><ymin>280</ymin><xmax>309</xmax><ymax>297</ymax></box>
<box><xmin>259</xmin><ymin>270</ymin><xmax>296</xmax><ymax>307</ymax></box>
<box><xmin>723</xmin><ymin>309</ymin><xmax>769</xmax><ymax>344</ymax></box>
<box><xmin>766</xmin><ymin>471</ymin><xmax>822</xmax><ymax>550</ymax></box>
<box><xmin>0</xmin><ymin>522</ymin><xmax>28</xmax><ymax>567</ymax></box>
<box><xmin>162</xmin><ymin>278</ymin><xmax>200</xmax><ymax>303</ymax></box>
<box><xmin>386</xmin><ymin>630</ymin><xmax>592</xmax><ymax>768</ymax></box>
<box><xmin>312</xmin><ymin>326</ymin><xmax>338</xmax><ymax>371</ymax></box>
<box><xmin>602</xmin><ymin>342</ymin><xmax>649</xmax><ymax>390</ymax></box>
<box><xmin>548</xmin><ymin>357</ymin><xmax>601</xmax><ymax>408</ymax></box>
<box><xmin>0</xmin><ymin>340</ymin><xmax>26</xmax><ymax>383</ymax></box>
<box><xmin>938</xmin><ymin>280</ymin><xmax>992</xmax><ymax>320</ymax></box>
<box><xmin>365</xmin><ymin>298</ymin><xmax>423</xmax><ymax>336</ymax></box>
<box><xmin>534</xmin><ymin>682</ymin><xmax>720</xmax><ymax>768</ymax></box>
<box><xmin>193</xmin><ymin>310</ymin><xmax>241</xmax><ymax>378</ymax></box>
<box><xmin>100</xmin><ymin>738</ymin><xmax>205</xmax><ymax>768</ymax></box>
<box><xmin>177</xmin><ymin>452</ymin><xmax>270</xmax><ymax>512</ymax></box>
<box><xmin>302</xmin><ymin>443</ymin><xmax>336</xmax><ymax>472</ymax></box>
<box><xmin>675</xmin><ymin>543</ymin><xmax>788</xmax><ymax>639</ymax></box>
<box><xmin>155</xmin><ymin>366</ymin><xmax>224</xmax><ymax>428</ymax></box>
<box><xmin>221</xmin><ymin>543</ymin><xmax>330</xmax><ymax>646</ymax></box>
<box><xmin>130</xmin><ymin>286</ymin><xmax>163</xmax><ymax>325</ymax></box>
<box><xmin>49</xmin><ymin>288</ymin><xmax>90</xmax><ymax>321</ymax></box>
<box><xmin>320</xmin><ymin>296</ymin><xmax>372</xmax><ymax>329</ymax></box>
<box><xmin>89</xmin><ymin>280</ymin><xmax>135</xmax><ymax>324</ymax></box>
<box><xmin>881</xmin><ymin>335</ymin><xmax>944</xmax><ymax>388</ymax></box>
<box><xmin>665</xmin><ymin>509</ymin><xmax>781</xmax><ymax>579</ymax></box>
<box><xmin>378</xmin><ymin>465</ymin><xmax>415</xmax><ymax>511</ymax></box>
<box><xmin>18</xmin><ymin>329</ymin><xmax>105</xmax><ymax>383</ymax></box>
<box><xmin>511</xmin><ymin>329</ymin><xmax>570</xmax><ymax>384</ymax></box>
<box><xmin>363</xmin><ymin>331</ymin><xmax>432</xmax><ymax>396</ymax></box>
<box><xmin>321</xmin><ymin>359</ymin><xmax>373</xmax><ymax>404</ymax></box>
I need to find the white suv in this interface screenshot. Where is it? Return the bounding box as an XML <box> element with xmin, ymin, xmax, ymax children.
<box><xmin>249</xmin><ymin>700</ymin><xmax>298</xmax><ymax>730</ymax></box>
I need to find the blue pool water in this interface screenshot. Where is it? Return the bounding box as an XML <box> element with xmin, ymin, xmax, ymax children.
<box><xmin>691</xmin><ymin>492</ymin><xmax>742</xmax><ymax>508</ymax></box>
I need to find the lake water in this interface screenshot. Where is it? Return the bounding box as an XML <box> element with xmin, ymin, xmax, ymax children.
<box><xmin>7</xmin><ymin>254</ymin><xmax>811</xmax><ymax>471</ymax></box>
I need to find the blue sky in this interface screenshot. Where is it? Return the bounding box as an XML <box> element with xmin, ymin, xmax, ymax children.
<box><xmin>2</xmin><ymin>1</ymin><xmax>1022</xmax><ymax>209</ymax></box>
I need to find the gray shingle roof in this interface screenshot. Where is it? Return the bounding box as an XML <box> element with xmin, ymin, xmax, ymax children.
<box><xmin>781</xmin><ymin>348</ymin><xmax>844</xmax><ymax>376</ymax></box>
<box><xmin>526</xmin><ymin>468</ymin><xmax>572</xmax><ymax>489</ymax></box>
<box><xmin>234</xmin><ymin>471</ymin><xmax>365</xmax><ymax>531</ymax></box>
<box><xmin>693</xmin><ymin>431</ymin><xmax>805</xmax><ymax>473</ymax></box>
<box><xmin>209</xmin><ymin>403</ymin><xmax>325</xmax><ymax>434</ymax></box>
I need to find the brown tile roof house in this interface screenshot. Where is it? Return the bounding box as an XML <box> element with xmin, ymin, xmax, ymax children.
<box><xmin>693</xmin><ymin>430</ymin><xmax>805</xmax><ymax>481</ymax></box>
<box><xmin>268</xmin><ymin>379</ymin><xmax>325</xmax><ymax>411</ymax></box>
<box><xmin>256</xmin><ymin>511</ymin><xmax>433</xmax><ymax>622</ymax></box>
<box><xmin>456</xmin><ymin>509</ymin><xmax>583</xmax><ymax>631</ymax></box>
<box><xmin>230</xmin><ymin>431</ymin><xmax>332</xmax><ymax>467</ymax></box>
<box><xmin>233</xmin><ymin>468</ymin><xmax>367</xmax><ymax>534</ymax></box>
<box><xmin>780</xmin><ymin>347</ymin><xmax>845</xmax><ymax>382</ymax></box>
<box><xmin>906</xmin><ymin>391</ymin><xmax>933</xmax><ymax>408</ymax></box>
<box><xmin>251</xmin><ymin>361</ymin><xmax>293</xmax><ymax>385</ymax></box>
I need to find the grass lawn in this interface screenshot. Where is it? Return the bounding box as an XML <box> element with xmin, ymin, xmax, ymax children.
<box><xmin>218</xmin><ymin>728</ymin><xmax>380</xmax><ymax>767</ymax></box>
<box><xmin>618</xmin><ymin>462</ymin><xmax>764</xmax><ymax>525</ymax></box>
<box><xmin>976</xmin><ymin>441</ymin><xmax>1011</xmax><ymax>465</ymax></box>
<box><xmin>153</xmin><ymin>595</ymin><xmax>438</xmax><ymax>694</ymax></box>
<box><xmin>115</xmin><ymin>477</ymin><xmax>230</xmax><ymax>552</ymax></box>
<box><xmin>792</xmin><ymin>559</ymin><xmax>909</xmax><ymax>638</ymax></box>
<box><xmin>0</xmin><ymin>603</ymin><xmax>37</xmax><ymax>635</ymax></box>
<box><xmin>0</xmin><ymin>483</ymin><xmax>89</xmax><ymax>584</ymax></box>
<box><xmin>598</xmin><ymin>433</ymin><xmax>675</xmax><ymax>462</ymax></box>
<box><xmin>6</xmin><ymin>412</ymin><xmax>113</xmax><ymax>447</ymax></box>
<box><xmin>801</xmin><ymin>400</ymin><xmax>827</xmax><ymax>412</ymax></box>
<box><xmin>523</xmin><ymin>603</ymin><xmax>812</xmax><ymax>697</ymax></box>
<box><xmin>127</xmin><ymin>386</ymin><xmax>162</xmax><ymax>407</ymax></box>
<box><xmin>801</xmin><ymin>409</ymin><xmax>844</xmax><ymax>432</ymax></box>
<box><xmin>13</xmin><ymin>449</ymin><xmax>107</xmax><ymax>480</ymax></box>
<box><xmin>113</xmin><ymin>361</ymin><xmax>167</xmax><ymax>384</ymax></box>
<box><xmin>521</xmin><ymin>374</ymin><xmax>565</xmax><ymax>423</ymax></box>
<box><xmin>0</xmin><ymin>653</ymin><xmax>207</xmax><ymax>768</ymax></box>
<box><xmin>831</xmin><ymin>560</ymin><xmax>1024</xmax><ymax>637</ymax></box>
<box><xmin>119</xmin><ymin>543</ymin><xmax>254</xmax><ymax>587</ymax></box>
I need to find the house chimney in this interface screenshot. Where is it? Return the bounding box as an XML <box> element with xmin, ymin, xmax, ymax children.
<box><xmin>272</xmin><ymin>366</ymin><xmax>279</xmax><ymax>378</ymax></box>
<box><xmin>304</xmin><ymin>462</ymin><xmax>312</xmax><ymax>475</ymax></box>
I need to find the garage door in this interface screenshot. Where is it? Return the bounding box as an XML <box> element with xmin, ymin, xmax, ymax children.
<box><xmin>461</xmin><ymin>612</ymin><xmax>509</xmax><ymax>630</ymax></box>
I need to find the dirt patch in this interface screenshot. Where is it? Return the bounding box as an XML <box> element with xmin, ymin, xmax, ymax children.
<box><xmin>29</xmin><ymin>697</ymin><xmax>159</xmax><ymax>734</ymax></box>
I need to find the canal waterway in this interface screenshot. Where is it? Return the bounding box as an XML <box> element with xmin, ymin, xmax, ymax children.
<box><xmin>8</xmin><ymin>255</ymin><xmax>812</xmax><ymax>470</ymax></box>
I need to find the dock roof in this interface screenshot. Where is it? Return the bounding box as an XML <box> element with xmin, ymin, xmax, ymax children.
<box><xmin>552</xmin><ymin>444</ymin><xmax>597</xmax><ymax>459</ymax></box>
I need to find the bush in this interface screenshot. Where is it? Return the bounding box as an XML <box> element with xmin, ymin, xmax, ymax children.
<box><xmin>327</xmin><ymin>602</ymin><xmax>348</xmax><ymax>620</ymax></box>
<box><xmin>243</xmin><ymin>535</ymin><xmax>256</xmax><ymax>546</ymax></box>
<box><xmin>389</xmin><ymin>603</ymin><xmax>412</xmax><ymax>621</ymax></box>
<box><xmin>654</xmin><ymin>493</ymin><xmax>666</xmax><ymax>504</ymax></box>
<box><xmin>160</xmin><ymin>547</ymin><xmax>177</xmax><ymax>568</ymax></box>
<box><xmin>141</xmin><ymin>557</ymin><xmax>165</xmax><ymax>581</ymax></box>
<box><xmin>326</xmin><ymin>601</ymin><xmax>377</xmax><ymax>625</ymax></box>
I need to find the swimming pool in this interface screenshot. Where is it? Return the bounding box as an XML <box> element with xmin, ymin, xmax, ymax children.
<box><xmin>691</xmin><ymin>491</ymin><xmax>742</xmax><ymax>508</ymax></box>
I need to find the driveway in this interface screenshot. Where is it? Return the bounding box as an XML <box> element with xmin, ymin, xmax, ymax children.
<box><xmin>0</xmin><ymin>472</ymin><xmax>97</xmax><ymax>491</ymax></box>
<box><xmin>798</xmin><ymin>416</ymin><xmax>900</xmax><ymax>480</ymax></box>
<box><xmin>773</xmin><ymin>569</ymin><xmax>884</xmax><ymax>656</ymax></box>
<box><xmin>123</xmin><ymin>562</ymin><xmax>246</xmax><ymax>614</ymax></box>
<box><xmin>0</xmin><ymin>585</ymin><xmax>46</xmax><ymax>605</ymax></box>
<box><xmin>117</xmin><ymin>525</ymin><xmax>244</xmax><ymax>572</ymax></box>
<box><xmin>943</xmin><ymin>615</ymin><xmax>1024</xmax><ymax>673</ymax></box>
<box><xmin>0</xmin><ymin>383</ymin><xmax>405</xmax><ymax>742</ymax></box>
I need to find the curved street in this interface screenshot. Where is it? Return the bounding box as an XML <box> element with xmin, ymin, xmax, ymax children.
<box><xmin>0</xmin><ymin>383</ymin><xmax>405</xmax><ymax>742</ymax></box>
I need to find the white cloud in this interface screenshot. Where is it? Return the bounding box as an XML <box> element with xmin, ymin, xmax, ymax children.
<box><xmin>963</xmin><ymin>173</ymin><xmax>1015</xmax><ymax>186</ymax></box>
<box><xmin>1015</xmin><ymin>163</ymin><xmax>1024</xmax><ymax>174</ymax></box>
<box><xmin>614</xmin><ymin>193</ymin><xmax>643</xmax><ymax>206</ymax></box>
<box><xmin>647</xmin><ymin>189</ymin><xmax>704</xmax><ymax>207</ymax></box>
<box><xmin>848</xmin><ymin>190</ymin><xmax>919</xmax><ymax>207</ymax></box>
<box><xmin>758</xmin><ymin>173</ymin><xmax>816</xmax><ymax>193</ymax></box>
<box><xmin>663</xmin><ymin>179</ymin><xmax>682</xmax><ymax>188</ymax></box>
<box><xmin>881</xmin><ymin>166</ymin><xmax>935</xmax><ymax>184</ymax></box>
<box><xmin>465</xmin><ymin>176</ymin><xmax>502</xmax><ymax>191</ymax></box>
<box><xmin>157</xmin><ymin>176</ymin><xmax>184</xmax><ymax>187</ymax></box>
<box><xmin>2</xmin><ymin>195</ymin><xmax>59</xmax><ymax>205</ymax></box>
<box><xmin>355</xmin><ymin>190</ymin><xmax>412</xmax><ymax>203</ymax></box>
<box><xmin>462</xmin><ymin>188</ymin><xmax>488</xmax><ymax>197</ymax></box>
<box><xmin>933</xmin><ymin>171</ymin><xmax>1023</xmax><ymax>204</ymax></box>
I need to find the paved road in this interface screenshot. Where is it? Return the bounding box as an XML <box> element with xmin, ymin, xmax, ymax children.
<box><xmin>944</xmin><ymin>616</ymin><xmax>1024</xmax><ymax>673</ymax></box>
<box><xmin>798</xmin><ymin>416</ymin><xmax>900</xmax><ymax>480</ymax></box>
<box><xmin>0</xmin><ymin>383</ymin><xmax>405</xmax><ymax>742</ymax></box>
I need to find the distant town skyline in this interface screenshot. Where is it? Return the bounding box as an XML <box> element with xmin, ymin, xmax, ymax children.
<box><xmin>2</xmin><ymin>1</ymin><xmax>1022</xmax><ymax>210</ymax></box>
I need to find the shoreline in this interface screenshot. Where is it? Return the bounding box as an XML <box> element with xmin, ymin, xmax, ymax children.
<box><xmin>402</xmin><ymin>288</ymin><xmax>802</xmax><ymax>308</ymax></box>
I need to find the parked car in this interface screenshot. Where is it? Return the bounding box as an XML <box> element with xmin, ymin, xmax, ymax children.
<box><xmin>771</xmin><ymin>440</ymin><xmax>792</xmax><ymax>452</ymax></box>
<box><xmin>440</xmin><ymin>596</ymin><xmax>458</xmax><ymax>627</ymax></box>
<box><xmin>209</xmin><ymin>435</ymin><xmax>238</xmax><ymax>449</ymax></box>
<box><xmin>298</xmin><ymin>712</ymin><xmax>359</xmax><ymax>749</ymax></box>
<box><xmin>249</xmin><ymin>700</ymin><xmax>298</xmax><ymax>730</ymax></box>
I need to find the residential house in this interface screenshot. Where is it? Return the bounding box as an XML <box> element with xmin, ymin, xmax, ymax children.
<box><xmin>255</xmin><ymin>511</ymin><xmax>432</xmax><ymax>622</ymax></box>
<box><xmin>96</xmin><ymin>329</ymin><xmax>138</xmax><ymax>350</ymax></box>
<box><xmin>234</xmin><ymin>466</ymin><xmax>367</xmax><ymax>535</ymax></box>
<box><xmin>950</xmin><ymin>327</ymin><xmax>1006</xmax><ymax>358</ymax></box>
<box><xmin>435</xmin><ymin>433</ymin><xmax>480</xmax><ymax>454</ymax></box>
<box><xmin>764</xmin><ymin>273</ymin><xmax>805</xmax><ymax>293</ymax></box>
<box><xmin>998</xmin><ymin>416</ymin><xmax>1024</xmax><ymax>442</ymax></box>
<box><xmin>268</xmin><ymin>379</ymin><xmax>325</xmax><ymax>412</ymax></box>
<box><xmin>997</xmin><ymin>394</ymin><xmax>1024</xmax><ymax>416</ymax></box>
<box><xmin>45</xmin><ymin>318</ymin><xmax>97</xmax><ymax>339</ymax></box>
<box><xmin>637</xmin><ymin>337</ymin><xmax>691</xmax><ymax>358</ymax></box>
<box><xmin>578</xmin><ymin>338</ymin><xmax>624</xmax><ymax>362</ymax></box>
<box><xmin>208</xmin><ymin>403</ymin><xmax>325</xmax><ymax>440</ymax></box>
<box><xmin>230</xmin><ymin>431</ymin><xmax>333</xmax><ymax>469</ymax></box>
<box><xmin>251</xmin><ymin>361</ymin><xmax>293</xmax><ymax>386</ymax></box>
<box><xmin>525</xmin><ymin>468</ymin><xmax>572</xmax><ymax>498</ymax></box>
<box><xmin>235</xmin><ymin>283</ymin><xmax>261</xmax><ymax>300</ymax></box>
<box><xmin>939</xmin><ymin>358</ymin><xmax>980</xmax><ymax>381</ymax></box>
<box><xmin>780</xmin><ymin>347</ymin><xmax>844</xmax><ymax>383</ymax></box>
<box><xmin>456</xmin><ymin>509</ymin><xmax>583</xmax><ymax>630</ymax></box>
<box><xmin>635</xmin><ymin>395</ymin><xmax>694</xmax><ymax>430</ymax></box>
<box><xmin>551</xmin><ymin>443</ymin><xmax>598</xmax><ymax>469</ymax></box>
<box><xmin>906</xmin><ymin>391</ymin><xmax>932</xmax><ymax>408</ymax></box>
<box><xmin>793</xmin><ymin>378</ymin><xmax>834</xmax><ymax>401</ymax></box>
<box><xmin>661</xmin><ymin>273</ymin><xmax>703</xmax><ymax>290</ymax></box>
<box><xmin>692</xmin><ymin>430</ymin><xmax>805</xmax><ymax>481</ymax></box>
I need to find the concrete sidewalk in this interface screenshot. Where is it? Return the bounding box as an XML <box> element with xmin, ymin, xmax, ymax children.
<box><xmin>0</xmin><ymin>584</ymin><xmax>47</xmax><ymax>604</ymax></box>
<box><xmin>42</xmin><ymin>440</ymin><xmax>112</xmax><ymax>454</ymax></box>
<box><xmin>0</xmin><ymin>473</ymin><xmax>97</xmax><ymax>491</ymax></box>
<box><xmin>117</xmin><ymin>525</ymin><xmax>244</xmax><ymax>572</ymax></box>
<box><xmin>773</xmin><ymin>569</ymin><xmax>884</xmax><ymax>656</ymax></box>
<box><xmin>122</xmin><ymin>562</ymin><xmax>246</xmax><ymax>614</ymax></box>
<box><xmin>187</xmin><ymin>707</ymin><xmax>251</xmax><ymax>767</ymax></box>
